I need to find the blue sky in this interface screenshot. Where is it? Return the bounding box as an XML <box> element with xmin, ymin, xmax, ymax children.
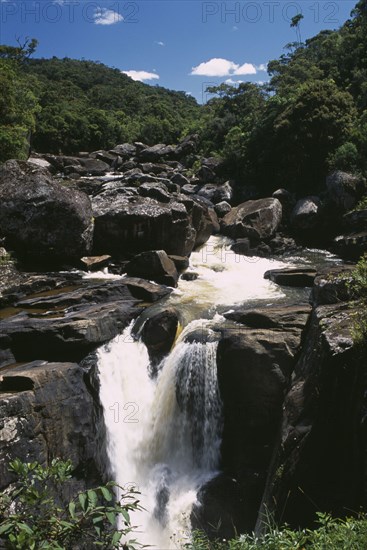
<box><xmin>0</xmin><ymin>0</ymin><xmax>357</xmax><ymax>102</ymax></box>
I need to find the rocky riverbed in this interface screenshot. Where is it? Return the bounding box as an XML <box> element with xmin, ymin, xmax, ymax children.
<box><xmin>1</xmin><ymin>137</ymin><xmax>367</xmax><ymax>540</ymax></box>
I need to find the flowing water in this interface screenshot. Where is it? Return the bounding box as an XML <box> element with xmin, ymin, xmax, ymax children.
<box><xmin>97</xmin><ymin>236</ymin><xmax>341</xmax><ymax>548</ymax></box>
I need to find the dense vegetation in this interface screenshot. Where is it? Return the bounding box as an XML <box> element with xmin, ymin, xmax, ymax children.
<box><xmin>1</xmin><ymin>1</ymin><xmax>366</xmax><ymax>194</ymax></box>
<box><xmin>0</xmin><ymin>459</ymin><xmax>142</xmax><ymax>549</ymax></box>
<box><xmin>193</xmin><ymin>0</ymin><xmax>367</xmax><ymax>192</ymax></box>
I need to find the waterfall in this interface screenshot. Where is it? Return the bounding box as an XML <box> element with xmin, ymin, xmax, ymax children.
<box><xmin>97</xmin><ymin>321</ymin><xmax>222</xmax><ymax>549</ymax></box>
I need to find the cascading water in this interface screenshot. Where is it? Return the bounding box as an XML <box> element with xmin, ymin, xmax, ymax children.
<box><xmin>98</xmin><ymin>320</ymin><xmax>223</xmax><ymax>548</ymax></box>
<box><xmin>96</xmin><ymin>236</ymin><xmax>341</xmax><ymax>547</ymax></box>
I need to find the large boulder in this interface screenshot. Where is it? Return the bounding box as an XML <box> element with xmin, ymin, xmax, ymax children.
<box><xmin>333</xmin><ymin>231</ymin><xmax>367</xmax><ymax>260</ymax></box>
<box><xmin>92</xmin><ymin>191</ymin><xmax>195</xmax><ymax>257</ymax></box>
<box><xmin>221</xmin><ymin>198</ymin><xmax>282</xmax><ymax>241</ymax></box>
<box><xmin>0</xmin><ymin>361</ymin><xmax>103</xmax><ymax>492</ymax></box>
<box><xmin>0</xmin><ymin>160</ymin><xmax>93</xmax><ymax>264</ymax></box>
<box><xmin>138</xmin><ymin>144</ymin><xmax>176</xmax><ymax>162</ymax></box>
<box><xmin>208</xmin><ymin>304</ymin><xmax>311</xmax><ymax>536</ymax></box>
<box><xmin>326</xmin><ymin>171</ymin><xmax>366</xmax><ymax>213</ymax></box>
<box><xmin>290</xmin><ymin>196</ymin><xmax>323</xmax><ymax>232</ymax></box>
<box><xmin>257</xmin><ymin>301</ymin><xmax>367</xmax><ymax>531</ymax></box>
<box><xmin>264</xmin><ymin>268</ymin><xmax>317</xmax><ymax>287</ymax></box>
<box><xmin>125</xmin><ymin>250</ymin><xmax>178</xmax><ymax>287</ymax></box>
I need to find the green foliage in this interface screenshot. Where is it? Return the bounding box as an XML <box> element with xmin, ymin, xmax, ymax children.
<box><xmin>0</xmin><ymin>458</ymin><xmax>142</xmax><ymax>549</ymax></box>
<box><xmin>327</xmin><ymin>142</ymin><xmax>360</xmax><ymax>172</ymax></box>
<box><xmin>347</xmin><ymin>253</ymin><xmax>367</xmax><ymax>346</ymax></box>
<box><xmin>185</xmin><ymin>512</ymin><xmax>367</xmax><ymax>549</ymax></box>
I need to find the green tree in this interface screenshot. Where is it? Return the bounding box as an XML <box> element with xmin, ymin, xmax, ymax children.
<box><xmin>0</xmin><ymin>458</ymin><xmax>142</xmax><ymax>549</ymax></box>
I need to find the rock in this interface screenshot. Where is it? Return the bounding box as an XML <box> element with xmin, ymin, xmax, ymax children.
<box><xmin>180</xmin><ymin>271</ymin><xmax>199</xmax><ymax>281</ymax></box>
<box><xmin>125</xmin><ymin>250</ymin><xmax>179</xmax><ymax>287</ymax></box>
<box><xmin>80</xmin><ymin>255</ymin><xmax>111</xmax><ymax>271</ymax></box>
<box><xmin>312</xmin><ymin>266</ymin><xmax>354</xmax><ymax>305</ymax></box>
<box><xmin>197</xmin><ymin>181</ymin><xmax>233</xmax><ymax>204</ymax></box>
<box><xmin>221</xmin><ymin>198</ymin><xmax>282</xmax><ymax>242</ymax></box>
<box><xmin>215</xmin><ymin>201</ymin><xmax>232</xmax><ymax>218</ymax></box>
<box><xmin>181</xmin><ymin>184</ymin><xmax>199</xmax><ymax>195</ymax></box>
<box><xmin>138</xmin><ymin>182</ymin><xmax>172</xmax><ymax>203</ymax></box>
<box><xmin>197</xmin><ymin>157</ymin><xmax>224</xmax><ymax>182</ymax></box>
<box><xmin>138</xmin><ymin>144</ymin><xmax>176</xmax><ymax>162</ymax></box>
<box><xmin>216</xmin><ymin>303</ymin><xmax>311</xmax><ymax>533</ymax></box>
<box><xmin>264</xmin><ymin>268</ymin><xmax>317</xmax><ymax>287</ymax></box>
<box><xmin>175</xmin><ymin>134</ymin><xmax>198</xmax><ymax>159</ymax></box>
<box><xmin>91</xmin><ymin>151</ymin><xmax>117</xmax><ymax>165</ymax></box>
<box><xmin>343</xmin><ymin>209</ymin><xmax>367</xmax><ymax>232</ymax></box>
<box><xmin>290</xmin><ymin>196</ymin><xmax>323</xmax><ymax>231</ymax></box>
<box><xmin>0</xmin><ymin>280</ymin><xmax>140</xmax><ymax>364</ymax></box>
<box><xmin>92</xmin><ymin>193</ymin><xmax>195</xmax><ymax>257</ymax></box>
<box><xmin>170</xmin><ymin>173</ymin><xmax>190</xmax><ymax>187</ymax></box>
<box><xmin>124</xmin><ymin>277</ymin><xmax>173</xmax><ymax>302</ymax></box>
<box><xmin>65</xmin><ymin>158</ymin><xmax>110</xmax><ymax>176</ymax></box>
<box><xmin>0</xmin><ymin>160</ymin><xmax>93</xmax><ymax>264</ymax></box>
<box><xmin>326</xmin><ymin>171</ymin><xmax>366</xmax><ymax>213</ymax></box>
<box><xmin>0</xmin><ymin>361</ymin><xmax>102</xmax><ymax>492</ymax></box>
<box><xmin>109</xmin><ymin>143</ymin><xmax>137</xmax><ymax>158</ymax></box>
<box><xmin>141</xmin><ymin>308</ymin><xmax>179</xmax><ymax>366</ymax></box>
<box><xmin>28</xmin><ymin>157</ymin><xmax>53</xmax><ymax>171</ymax></box>
<box><xmin>192</xmin><ymin>474</ymin><xmax>249</xmax><ymax>539</ymax></box>
<box><xmin>231</xmin><ymin>238</ymin><xmax>251</xmax><ymax>256</ymax></box>
<box><xmin>272</xmin><ymin>189</ymin><xmax>296</xmax><ymax>223</ymax></box>
<box><xmin>168</xmin><ymin>255</ymin><xmax>190</xmax><ymax>272</ymax></box>
<box><xmin>258</xmin><ymin>302</ymin><xmax>366</xmax><ymax>530</ymax></box>
<box><xmin>181</xmin><ymin>196</ymin><xmax>219</xmax><ymax>248</ymax></box>
<box><xmin>333</xmin><ymin>231</ymin><xmax>367</xmax><ymax>261</ymax></box>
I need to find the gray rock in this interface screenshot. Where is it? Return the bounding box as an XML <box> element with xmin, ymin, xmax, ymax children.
<box><xmin>264</xmin><ymin>268</ymin><xmax>317</xmax><ymax>287</ymax></box>
<box><xmin>326</xmin><ymin>171</ymin><xmax>366</xmax><ymax>212</ymax></box>
<box><xmin>0</xmin><ymin>160</ymin><xmax>93</xmax><ymax>264</ymax></box>
<box><xmin>197</xmin><ymin>181</ymin><xmax>233</xmax><ymax>204</ymax></box>
<box><xmin>290</xmin><ymin>196</ymin><xmax>323</xmax><ymax>231</ymax></box>
<box><xmin>215</xmin><ymin>201</ymin><xmax>232</xmax><ymax>218</ymax></box>
<box><xmin>126</xmin><ymin>250</ymin><xmax>178</xmax><ymax>287</ymax></box>
<box><xmin>221</xmin><ymin>198</ymin><xmax>282</xmax><ymax>241</ymax></box>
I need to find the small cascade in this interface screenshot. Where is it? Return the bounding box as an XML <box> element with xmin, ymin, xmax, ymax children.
<box><xmin>98</xmin><ymin>321</ymin><xmax>223</xmax><ymax>548</ymax></box>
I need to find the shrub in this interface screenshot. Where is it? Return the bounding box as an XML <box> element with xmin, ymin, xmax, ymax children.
<box><xmin>0</xmin><ymin>458</ymin><xmax>142</xmax><ymax>549</ymax></box>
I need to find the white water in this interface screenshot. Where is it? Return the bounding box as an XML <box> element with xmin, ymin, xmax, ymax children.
<box><xmin>97</xmin><ymin>236</ymin><xmax>326</xmax><ymax>547</ymax></box>
<box><xmin>98</xmin><ymin>321</ymin><xmax>222</xmax><ymax>548</ymax></box>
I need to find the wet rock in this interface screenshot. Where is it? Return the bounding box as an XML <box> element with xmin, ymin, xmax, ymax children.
<box><xmin>272</xmin><ymin>189</ymin><xmax>296</xmax><ymax>224</ymax></box>
<box><xmin>231</xmin><ymin>238</ymin><xmax>251</xmax><ymax>256</ymax></box>
<box><xmin>125</xmin><ymin>250</ymin><xmax>178</xmax><ymax>287</ymax></box>
<box><xmin>181</xmin><ymin>184</ymin><xmax>199</xmax><ymax>195</ymax></box>
<box><xmin>109</xmin><ymin>143</ymin><xmax>137</xmax><ymax>158</ymax></box>
<box><xmin>80</xmin><ymin>255</ymin><xmax>111</xmax><ymax>271</ymax></box>
<box><xmin>180</xmin><ymin>271</ymin><xmax>199</xmax><ymax>281</ymax></box>
<box><xmin>124</xmin><ymin>277</ymin><xmax>173</xmax><ymax>302</ymax></box>
<box><xmin>264</xmin><ymin>268</ymin><xmax>317</xmax><ymax>287</ymax></box>
<box><xmin>221</xmin><ymin>198</ymin><xmax>282</xmax><ymax>242</ymax></box>
<box><xmin>0</xmin><ymin>280</ymin><xmax>141</xmax><ymax>364</ymax></box>
<box><xmin>0</xmin><ymin>160</ymin><xmax>93</xmax><ymax>265</ymax></box>
<box><xmin>141</xmin><ymin>308</ymin><xmax>179</xmax><ymax>366</ymax></box>
<box><xmin>343</xmin><ymin>209</ymin><xmax>367</xmax><ymax>232</ymax></box>
<box><xmin>168</xmin><ymin>255</ymin><xmax>190</xmax><ymax>272</ymax></box>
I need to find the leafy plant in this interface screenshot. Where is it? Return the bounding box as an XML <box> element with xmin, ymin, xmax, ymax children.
<box><xmin>347</xmin><ymin>253</ymin><xmax>367</xmax><ymax>346</ymax></box>
<box><xmin>0</xmin><ymin>458</ymin><xmax>142</xmax><ymax>549</ymax></box>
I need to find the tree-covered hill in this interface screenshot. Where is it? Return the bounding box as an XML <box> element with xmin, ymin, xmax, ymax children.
<box><xmin>193</xmin><ymin>0</ymin><xmax>367</xmax><ymax>193</ymax></box>
<box><xmin>24</xmin><ymin>57</ymin><xmax>199</xmax><ymax>154</ymax></box>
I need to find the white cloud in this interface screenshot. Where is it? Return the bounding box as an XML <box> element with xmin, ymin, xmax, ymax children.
<box><xmin>256</xmin><ymin>63</ymin><xmax>268</xmax><ymax>72</ymax></box>
<box><xmin>233</xmin><ymin>63</ymin><xmax>257</xmax><ymax>75</ymax></box>
<box><xmin>93</xmin><ymin>8</ymin><xmax>123</xmax><ymax>25</ymax></box>
<box><xmin>122</xmin><ymin>70</ymin><xmax>160</xmax><ymax>82</ymax></box>
<box><xmin>155</xmin><ymin>41</ymin><xmax>165</xmax><ymax>47</ymax></box>
<box><xmin>225</xmin><ymin>78</ymin><xmax>243</xmax><ymax>85</ymax></box>
<box><xmin>191</xmin><ymin>57</ymin><xmax>256</xmax><ymax>77</ymax></box>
